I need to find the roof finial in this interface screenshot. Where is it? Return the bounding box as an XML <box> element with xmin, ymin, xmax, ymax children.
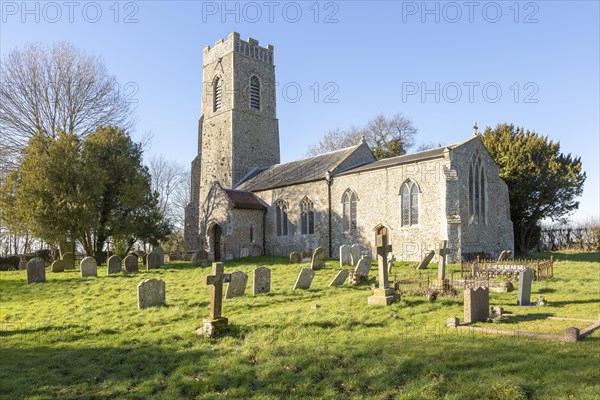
<box><xmin>472</xmin><ymin>122</ymin><xmax>479</xmax><ymax>136</ymax></box>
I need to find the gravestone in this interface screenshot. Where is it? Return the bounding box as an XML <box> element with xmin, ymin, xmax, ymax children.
<box><xmin>80</xmin><ymin>257</ymin><xmax>97</xmax><ymax>277</ymax></box>
<box><xmin>225</xmin><ymin>271</ymin><xmax>248</xmax><ymax>299</ymax></box>
<box><xmin>107</xmin><ymin>255</ymin><xmax>122</xmax><ymax>275</ymax></box>
<box><xmin>137</xmin><ymin>278</ymin><xmax>166</xmax><ymax>309</ymax></box>
<box><xmin>437</xmin><ymin>240</ymin><xmax>449</xmax><ymax>280</ymax></box>
<box><xmin>355</xmin><ymin>256</ymin><xmax>372</xmax><ymax>276</ymax></box>
<box><xmin>414</xmin><ymin>250</ymin><xmax>435</xmax><ymax>270</ymax></box>
<box><xmin>564</xmin><ymin>327</ymin><xmax>580</xmax><ymax>343</ymax></box>
<box><xmin>253</xmin><ymin>267</ymin><xmax>271</xmax><ymax>295</ymax></box>
<box><xmin>26</xmin><ymin>257</ymin><xmax>46</xmax><ymax>284</ymax></box>
<box><xmin>517</xmin><ymin>269</ymin><xmax>533</xmax><ymax>306</ymax></box>
<box><xmin>447</xmin><ymin>316</ymin><xmax>460</xmax><ymax>327</ymax></box>
<box><xmin>311</xmin><ymin>246</ymin><xmax>326</xmax><ymax>270</ymax></box>
<box><xmin>387</xmin><ymin>254</ymin><xmax>396</xmax><ymax>274</ymax></box>
<box><xmin>196</xmin><ymin>262</ymin><xmax>231</xmax><ymax>337</ymax></box>
<box><xmin>19</xmin><ymin>257</ymin><xmax>27</xmax><ymax>270</ymax></box>
<box><xmin>240</xmin><ymin>244</ymin><xmax>251</xmax><ymax>258</ymax></box>
<box><xmin>124</xmin><ymin>254</ymin><xmax>139</xmax><ymax>272</ymax></box>
<box><xmin>251</xmin><ymin>244</ymin><xmax>262</xmax><ymax>257</ymax></box>
<box><xmin>62</xmin><ymin>252</ymin><xmax>75</xmax><ymax>270</ymax></box>
<box><xmin>329</xmin><ymin>270</ymin><xmax>349</xmax><ymax>287</ymax></box>
<box><xmin>293</xmin><ymin>267</ymin><xmax>315</xmax><ymax>290</ymax></box>
<box><xmin>350</xmin><ymin>244</ymin><xmax>361</xmax><ymax>266</ymax></box>
<box><xmin>301</xmin><ymin>250</ymin><xmax>312</xmax><ymax>260</ymax></box>
<box><xmin>497</xmin><ymin>250</ymin><xmax>510</xmax><ymax>262</ymax></box>
<box><xmin>339</xmin><ymin>245</ymin><xmax>351</xmax><ymax>267</ymax></box>
<box><xmin>154</xmin><ymin>246</ymin><xmax>165</xmax><ymax>266</ymax></box>
<box><xmin>50</xmin><ymin>259</ymin><xmax>65</xmax><ymax>273</ymax></box>
<box><xmin>368</xmin><ymin>234</ymin><xmax>399</xmax><ymax>305</ymax></box>
<box><xmin>289</xmin><ymin>251</ymin><xmax>301</xmax><ymax>264</ymax></box>
<box><xmin>147</xmin><ymin>251</ymin><xmax>161</xmax><ymax>270</ymax></box>
<box><xmin>191</xmin><ymin>250</ymin><xmax>208</xmax><ymax>267</ymax></box>
<box><xmin>464</xmin><ymin>287</ymin><xmax>489</xmax><ymax>324</ymax></box>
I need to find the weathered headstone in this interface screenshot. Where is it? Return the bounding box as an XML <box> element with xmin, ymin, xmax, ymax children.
<box><xmin>438</xmin><ymin>240</ymin><xmax>449</xmax><ymax>280</ymax></box>
<box><xmin>517</xmin><ymin>269</ymin><xmax>533</xmax><ymax>306</ymax></box>
<box><xmin>368</xmin><ymin>234</ymin><xmax>399</xmax><ymax>305</ymax></box>
<box><xmin>564</xmin><ymin>327</ymin><xmax>580</xmax><ymax>343</ymax></box>
<box><xmin>311</xmin><ymin>246</ymin><xmax>326</xmax><ymax>270</ymax></box>
<box><xmin>124</xmin><ymin>254</ymin><xmax>139</xmax><ymax>272</ymax></box>
<box><xmin>251</xmin><ymin>244</ymin><xmax>262</xmax><ymax>257</ymax></box>
<box><xmin>225</xmin><ymin>271</ymin><xmax>248</xmax><ymax>299</ymax></box>
<box><xmin>289</xmin><ymin>251</ymin><xmax>301</xmax><ymax>264</ymax></box>
<box><xmin>50</xmin><ymin>259</ymin><xmax>65</xmax><ymax>273</ymax></box>
<box><xmin>350</xmin><ymin>244</ymin><xmax>361</xmax><ymax>266</ymax></box>
<box><xmin>339</xmin><ymin>245</ymin><xmax>351</xmax><ymax>267</ymax></box>
<box><xmin>19</xmin><ymin>257</ymin><xmax>27</xmax><ymax>270</ymax></box>
<box><xmin>387</xmin><ymin>254</ymin><xmax>396</xmax><ymax>274</ymax></box>
<box><xmin>293</xmin><ymin>267</ymin><xmax>315</xmax><ymax>290</ymax></box>
<box><xmin>62</xmin><ymin>252</ymin><xmax>75</xmax><ymax>270</ymax></box>
<box><xmin>154</xmin><ymin>246</ymin><xmax>165</xmax><ymax>266</ymax></box>
<box><xmin>137</xmin><ymin>278</ymin><xmax>166</xmax><ymax>309</ymax></box>
<box><xmin>329</xmin><ymin>269</ymin><xmax>349</xmax><ymax>287</ymax></box>
<box><xmin>191</xmin><ymin>250</ymin><xmax>208</xmax><ymax>267</ymax></box>
<box><xmin>253</xmin><ymin>267</ymin><xmax>271</xmax><ymax>295</ymax></box>
<box><xmin>80</xmin><ymin>256</ymin><xmax>97</xmax><ymax>277</ymax></box>
<box><xmin>414</xmin><ymin>250</ymin><xmax>435</xmax><ymax>270</ymax></box>
<box><xmin>26</xmin><ymin>257</ymin><xmax>46</xmax><ymax>284</ymax></box>
<box><xmin>355</xmin><ymin>256</ymin><xmax>372</xmax><ymax>276</ymax></box>
<box><xmin>147</xmin><ymin>251</ymin><xmax>161</xmax><ymax>270</ymax></box>
<box><xmin>107</xmin><ymin>255</ymin><xmax>122</xmax><ymax>275</ymax></box>
<box><xmin>464</xmin><ymin>287</ymin><xmax>489</xmax><ymax>324</ymax></box>
<box><xmin>497</xmin><ymin>250</ymin><xmax>510</xmax><ymax>262</ymax></box>
<box><xmin>447</xmin><ymin>316</ymin><xmax>460</xmax><ymax>327</ymax></box>
<box><xmin>196</xmin><ymin>262</ymin><xmax>231</xmax><ymax>337</ymax></box>
<box><xmin>301</xmin><ymin>250</ymin><xmax>312</xmax><ymax>260</ymax></box>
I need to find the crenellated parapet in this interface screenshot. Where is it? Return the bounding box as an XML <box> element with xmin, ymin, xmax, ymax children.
<box><xmin>203</xmin><ymin>32</ymin><xmax>274</xmax><ymax>66</ymax></box>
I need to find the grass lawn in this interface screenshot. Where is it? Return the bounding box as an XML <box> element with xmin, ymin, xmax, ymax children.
<box><xmin>1</xmin><ymin>252</ymin><xmax>598</xmax><ymax>399</ymax></box>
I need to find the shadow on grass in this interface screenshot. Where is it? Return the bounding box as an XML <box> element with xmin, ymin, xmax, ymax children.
<box><xmin>544</xmin><ymin>298</ymin><xmax>600</xmax><ymax>307</ymax></box>
<box><xmin>0</xmin><ymin>323</ymin><xmax>86</xmax><ymax>337</ymax></box>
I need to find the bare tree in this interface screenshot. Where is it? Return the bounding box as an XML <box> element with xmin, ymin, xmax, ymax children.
<box><xmin>172</xmin><ymin>170</ymin><xmax>191</xmax><ymax>230</ymax></box>
<box><xmin>306</xmin><ymin>113</ymin><xmax>417</xmax><ymax>159</ymax></box>
<box><xmin>0</xmin><ymin>42</ymin><xmax>136</xmax><ymax>169</ymax></box>
<box><xmin>149</xmin><ymin>155</ymin><xmax>187</xmax><ymax>230</ymax></box>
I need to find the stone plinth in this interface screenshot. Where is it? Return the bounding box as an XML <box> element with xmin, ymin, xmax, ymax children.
<box><xmin>196</xmin><ymin>317</ymin><xmax>229</xmax><ymax>338</ymax></box>
<box><xmin>368</xmin><ymin>288</ymin><xmax>399</xmax><ymax>306</ymax></box>
<box><xmin>564</xmin><ymin>327</ymin><xmax>580</xmax><ymax>343</ymax></box>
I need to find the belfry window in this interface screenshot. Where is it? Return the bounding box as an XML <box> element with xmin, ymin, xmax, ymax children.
<box><xmin>213</xmin><ymin>77</ymin><xmax>222</xmax><ymax>111</ymax></box>
<box><xmin>250</xmin><ymin>76</ymin><xmax>260</xmax><ymax>110</ymax></box>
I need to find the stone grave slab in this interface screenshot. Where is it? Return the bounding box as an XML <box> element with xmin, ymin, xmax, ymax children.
<box><xmin>293</xmin><ymin>267</ymin><xmax>315</xmax><ymax>290</ymax></box>
<box><xmin>517</xmin><ymin>269</ymin><xmax>533</xmax><ymax>306</ymax></box>
<box><xmin>301</xmin><ymin>250</ymin><xmax>312</xmax><ymax>260</ymax></box>
<box><xmin>253</xmin><ymin>267</ymin><xmax>271</xmax><ymax>295</ymax></box>
<box><xmin>289</xmin><ymin>251</ymin><xmax>301</xmax><ymax>264</ymax></box>
<box><xmin>191</xmin><ymin>250</ymin><xmax>208</xmax><ymax>267</ymax></box>
<box><xmin>26</xmin><ymin>257</ymin><xmax>46</xmax><ymax>284</ymax></box>
<box><xmin>107</xmin><ymin>255</ymin><xmax>122</xmax><ymax>275</ymax></box>
<box><xmin>50</xmin><ymin>259</ymin><xmax>65</xmax><ymax>273</ymax></box>
<box><xmin>62</xmin><ymin>252</ymin><xmax>75</xmax><ymax>270</ymax></box>
<box><xmin>80</xmin><ymin>257</ymin><xmax>97</xmax><ymax>277</ymax></box>
<box><xmin>339</xmin><ymin>245</ymin><xmax>351</xmax><ymax>267</ymax></box>
<box><xmin>147</xmin><ymin>251</ymin><xmax>161</xmax><ymax>270</ymax></box>
<box><xmin>311</xmin><ymin>246</ymin><xmax>326</xmax><ymax>270</ymax></box>
<box><xmin>225</xmin><ymin>271</ymin><xmax>248</xmax><ymax>299</ymax></box>
<box><xmin>414</xmin><ymin>250</ymin><xmax>435</xmax><ymax>270</ymax></box>
<box><xmin>137</xmin><ymin>278</ymin><xmax>166</xmax><ymax>309</ymax></box>
<box><xmin>154</xmin><ymin>246</ymin><xmax>165</xmax><ymax>266</ymax></box>
<box><xmin>124</xmin><ymin>254</ymin><xmax>139</xmax><ymax>272</ymax></box>
<box><xmin>329</xmin><ymin>270</ymin><xmax>349</xmax><ymax>287</ymax></box>
<box><xmin>350</xmin><ymin>244</ymin><xmax>361</xmax><ymax>266</ymax></box>
<box><xmin>464</xmin><ymin>287</ymin><xmax>489</xmax><ymax>323</ymax></box>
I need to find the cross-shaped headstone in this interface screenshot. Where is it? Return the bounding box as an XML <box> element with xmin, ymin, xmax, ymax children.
<box><xmin>205</xmin><ymin>262</ymin><xmax>231</xmax><ymax>320</ymax></box>
<box><xmin>438</xmin><ymin>240</ymin><xmax>449</xmax><ymax>280</ymax></box>
<box><xmin>376</xmin><ymin>234</ymin><xmax>393</xmax><ymax>289</ymax></box>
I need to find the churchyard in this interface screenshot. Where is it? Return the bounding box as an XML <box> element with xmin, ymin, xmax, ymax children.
<box><xmin>1</xmin><ymin>251</ymin><xmax>598</xmax><ymax>399</ymax></box>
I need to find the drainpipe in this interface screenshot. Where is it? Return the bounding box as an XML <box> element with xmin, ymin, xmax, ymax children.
<box><xmin>326</xmin><ymin>170</ymin><xmax>333</xmax><ymax>258</ymax></box>
<box><xmin>262</xmin><ymin>209</ymin><xmax>266</xmax><ymax>256</ymax></box>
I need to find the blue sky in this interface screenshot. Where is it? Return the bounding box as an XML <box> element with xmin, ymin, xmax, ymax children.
<box><xmin>1</xmin><ymin>1</ymin><xmax>598</xmax><ymax>222</ymax></box>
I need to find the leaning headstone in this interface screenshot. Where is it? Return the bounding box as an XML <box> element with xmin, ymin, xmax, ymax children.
<box><xmin>355</xmin><ymin>256</ymin><xmax>372</xmax><ymax>276</ymax></box>
<box><xmin>50</xmin><ymin>260</ymin><xmax>65</xmax><ymax>273</ymax></box>
<box><xmin>26</xmin><ymin>257</ymin><xmax>46</xmax><ymax>284</ymax></box>
<box><xmin>225</xmin><ymin>271</ymin><xmax>248</xmax><ymax>299</ymax></box>
<box><xmin>350</xmin><ymin>244</ymin><xmax>361</xmax><ymax>266</ymax></box>
<box><xmin>191</xmin><ymin>250</ymin><xmax>208</xmax><ymax>267</ymax></box>
<box><xmin>147</xmin><ymin>251</ymin><xmax>161</xmax><ymax>270</ymax></box>
<box><xmin>107</xmin><ymin>255</ymin><xmax>122</xmax><ymax>275</ymax></box>
<box><xmin>289</xmin><ymin>251</ymin><xmax>301</xmax><ymax>264</ymax></box>
<box><xmin>517</xmin><ymin>269</ymin><xmax>533</xmax><ymax>306</ymax></box>
<box><xmin>80</xmin><ymin>257</ymin><xmax>97</xmax><ymax>277</ymax></box>
<box><xmin>154</xmin><ymin>246</ymin><xmax>165</xmax><ymax>266</ymax></box>
<box><xmin>253</xmin><ymin>267</ymin><xmax>271</xmax><ymax>295</ymax></box>
<box><xmin>311</xmin><ymin>246</ymin><xmax>326</xmax><ymax>270</ymax></box>
<box><xmin>62</xmin><ymin>252</ymin><xmax>75</xmax><ymax>270</ymax></box>
<box><xmin>414</xmin><ymin>250</ymin><xmax>435</xmax><ymax>270</ymax></box>
<box><xmin>293</xmin><ymin>267</ymin><xmax>315</xmax><ymax>290</ymax></box>
<box><xmin>329</xmin><ymin>270</ymin><xmax>349</xmax><ymax>287</ymax></box>
<box><xmin>464</xmin><ymin>287</ymin><xmax>489</xmax><ymax>324</ymax></box>
<box><xmin>137</xmin><ymin>278</ymin><xmax>166</xmax><ymax>309</ymax></box>
<box><xmin>124</xmin><ymin>254</ymin><xmax>139</xmax><ymax>272</ymax></box>
<box><xmin>339</xmin><ymin>245</ymin><xmax>351</xmax><ymax>267</ymax></box>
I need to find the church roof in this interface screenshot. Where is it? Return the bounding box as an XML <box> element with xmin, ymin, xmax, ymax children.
<box><xmin>236</xmin><ymin>145</ymin><xmax>360</xmax><ymax>192</ymax></box>
<box><xmin>223</xmin><ymin>189</ymin><xmax>267</xmax><ymax>210</ymax></box>
<box><xmin>337</xmin><ymin>146</ymin><xmax>448</xmax><ymax>175</ymax></box>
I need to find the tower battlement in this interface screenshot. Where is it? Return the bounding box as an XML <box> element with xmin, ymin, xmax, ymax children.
<box><xmin>203</xmin><ymin>32</ymin><xmax>274</xmax><ymax>66</ymax></box>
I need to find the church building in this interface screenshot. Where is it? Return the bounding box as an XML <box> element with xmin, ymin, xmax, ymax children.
<box><xmin>184</xmin><ymin>32</ymin><xmax>514</xmax><ymax>263</ymax></box>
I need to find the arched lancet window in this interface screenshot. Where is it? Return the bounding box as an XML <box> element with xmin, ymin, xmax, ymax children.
<box><xmin>300</xmin><ymin>197</ymin><xmax>315</xmax><ymax>235</ymax></box>
<box><xmin>342</xmin><ymin>189</ymin><xmax>357</xmax><ymax>232</ymax></box>
<box><xmin>468</xmin><ymin>153</ymin><xmax>487</xmax><ymax>225</ymax></box>
<box><xmin>213</xmin><ymin>77</ymin><xmax>222</xmax><ymax>111</ymax></box>
<box><xmin>400</xmin><ymin>180</ymin><xmax>419</xmax><ymax>226</ymax></box>
<box><xmin>250</xmin><ymin>75</ymin><xmax>260</xmax><ymax>110</ymax></box>
<box><xmin>275</xmin><ymin>200</ymin><xmax>288</xmax><ymax>236</ymax></box>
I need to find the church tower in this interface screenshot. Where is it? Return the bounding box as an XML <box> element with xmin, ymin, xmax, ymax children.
<box><xmin>185</xmin><ymin>32</ymin><xmax>280</xmax><ymax>252</ymax></box>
